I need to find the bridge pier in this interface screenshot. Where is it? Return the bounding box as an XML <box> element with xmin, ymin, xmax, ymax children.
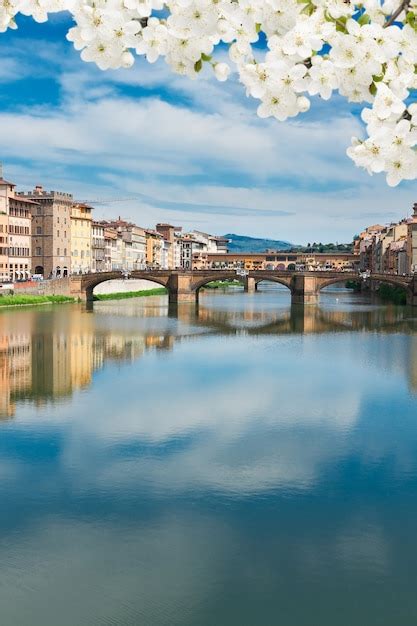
<box><xmin>167</xmin><ymin>273</ymin><xmax>197</xmax><ymax>304</ymax></box>
<box><xmin>407</xmin><ymin>276</ymin><xmax>417</xmax><ymax>306</ymax></box>
<box><xmin>244</xmin><ymin>276</ymin><xmax>257</xmax><ymax>294</ymax></box>
<box><xmin>291</xmin><ymin>275</ymin><xmax>319</xmax><ymax>305</ymax></box>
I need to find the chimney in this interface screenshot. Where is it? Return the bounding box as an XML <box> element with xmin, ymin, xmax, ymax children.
<box><xmin>34</xmin><ymin>185</ymin><xmax>43</xmax><ymax>194</ymax></box>
<box><xmin>413</xmin><ymin>202</ymin><xmax>417</xmax><ymax>217</ymax></box>
<box><xmin>0</xmin><ymin>162</ymin><xmax>3</xmax><ymax>179</ymax></box>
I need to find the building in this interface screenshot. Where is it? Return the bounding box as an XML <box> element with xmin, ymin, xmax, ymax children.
<box><xmin>145</xmin><ymin>229</ymin><xmax>163</xmax><ymax>268</ymax></box>
<box><xmin>92</xmin><ymin>221</ymin><xmax>105</xmax><ymax>272</ymax></box>
<box><xmin>408</xmin><ymin>203</ymin><xmax>417</xmax><ymax>274</ymax></box>
<box><xmin>172</xmin><ymin>230</ymin><xmax>229</xmax><ymax>270</ymax></box>
<box><xmin>121</xmin><ymin>223</ymin><xmax>146</xmax><ymax>270</ymax></box>
<box><xmin>100</xmin><ymin>219</ymin><xmax>147</xmax><ymax>271</ymax></box>
<box><xmin>176</xmin><ymin>235</ymin><xmax>193</xmax><ymax>269</ymax></box>
<box><xmin>356</xmin><ymin>211</ymin><xmax>417</xmax><ymax>275</ymax></box>
<box><xmin>18</xmin><ymin>185</ymin><xmax>73</xmax><ymax>278</ymax></box>
<box><xmin>0</xmin><ymin>172</ymin><xmax>11</xmax><ymax>283</ymax></box>
<box><xmin>156</xmin><ymin>223</ymin><xmax>177</xmax><ymax>268</ymax></box>
<box><xmin>160</xmin><ymin>238</ymin><xmax>172</xmax><ymax>269</ymax></box>
<box><xmin>71</xmin><ymin>203</ymin><xmax>93</xmax><ymax>274</ymax></box>
<box><xmin>104</xmin><ymin>227</ymin><xmax>119</xmax><ymax>271</ymax></box>
<box><xmin>192</xmin><ymin>251</ymin><xmax>360</xmax><ymax>271</ymax></box>
<box><xmin>357</xmin><ymin>224</ymin><xmax>386</xmax><ymax>272</ymax></box>
<box><xmin>0</xmin><ymin>169</ymin><xmax>34</xmax><ymax>282</ymax></box>
<box><xmin>193</xmin><ymin>250</ymin><xmax>359</xmax><ymax>271</ymax></box>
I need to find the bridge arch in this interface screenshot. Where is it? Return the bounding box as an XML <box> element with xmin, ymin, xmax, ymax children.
<box><xmin>255</xmin><ymin>277</ymin><xmax>293</xmax><ymax>291</ymax></box>
<box><xmin>81</xmin><ymin>271</ymin><xmax>171</xmax><ymax>301</ymax></box>
<box><xmin>191</xmin><ymin>273</ymin><xmax>294</xmax><ymax>294</ymax></box>
<box><xmin>317</xmin><ymin>274</ymin><xmax>412</xmax><ymax>294</ymax></box>
<box><xmin>191</xmin><ymin>272</ymin><xmax>245</xmax><ymax>293</ymax></box>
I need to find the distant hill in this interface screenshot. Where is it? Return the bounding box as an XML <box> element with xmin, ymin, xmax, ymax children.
<box><xmin>223</xmin><ymin>233</ymin><xmax>293</xmax><ymax>253</ymax></box>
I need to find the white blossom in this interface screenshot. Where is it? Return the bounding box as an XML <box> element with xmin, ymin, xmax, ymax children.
<box><xmin>3</xmin><ymin>0</ymin><xmax>417</xmax><ymax>184</ymax></box>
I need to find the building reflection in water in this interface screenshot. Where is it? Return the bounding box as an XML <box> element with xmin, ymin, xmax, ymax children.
<box><xmin>1</xmin><ymin>291</ymin><xmax>417</xmax><ymax>419</ymax></box>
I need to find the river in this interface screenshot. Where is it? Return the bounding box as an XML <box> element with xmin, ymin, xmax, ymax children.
<box><xmin>1</xmin><ymin>284</ymin><xmax>417</xmax><ymax>625</ymax></box>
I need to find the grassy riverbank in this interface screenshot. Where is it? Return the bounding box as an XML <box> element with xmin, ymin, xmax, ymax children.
<box><xmin>202</xmin><ymin>280</ymin><xmax>242</xmax><ymax>289</ymax></box>
<box><xmin>94</xmin><ymin>288</ymin><xmax>168</xmax><ymax>301</ymax></box>
<box><xmin>0</xmin><ymin>294</ymin><xmax>74</xmax><ymax>308</ymax></box>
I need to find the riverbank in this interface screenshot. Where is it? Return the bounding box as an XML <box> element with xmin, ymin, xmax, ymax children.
<box><xmin>345</xmin><ymin>280</ymin><xmax>407</xmax><ymax>304</ymax></box>
<box><xmin>378</xmin><ymin>283</ymin><xmax>408</xmax><ymax>305</ymax></box>
<box><xmin>345</xmin><ymin>280</ymin><xmax>361</xmax><ymax>292</ymax></box>
<box><xmin>0</xmin><ymin>294</ymin><xmax>75</xmax><ymax>308</ymax></box>
<box><xmin>94</xmin><ymin>288</ymin><xmax>168</xmax><ymax>301</ymax></box>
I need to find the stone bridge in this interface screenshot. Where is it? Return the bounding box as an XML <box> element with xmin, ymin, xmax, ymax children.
<box><xmin>69</xmin><ymin>269</ymin><xmax>417</xmax><ymax>306</ymax></box>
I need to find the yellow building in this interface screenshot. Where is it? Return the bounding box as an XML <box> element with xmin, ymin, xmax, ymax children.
<box><xmin>71</xmin><ymin>203</ymin><xmax>93</xmax><ymax>274</ymax></box>
<box><xmin>145</xmin><ymin>229</ymin><xmax>163</xmax><ymax>268</ymax></box>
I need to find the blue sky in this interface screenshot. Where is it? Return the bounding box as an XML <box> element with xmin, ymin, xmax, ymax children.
<box><xmin>0</xmin><ymin>13</ymin><xmax>416</xmax><ymax>244</ymax></box>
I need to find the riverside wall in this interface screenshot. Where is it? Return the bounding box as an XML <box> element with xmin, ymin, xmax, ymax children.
<box><xmin>13</xmin><ymin>278</ymin><xmax>162</xmax><ymax>298</ymax></box>
<box><xmin>13</xmin><ymin>278</ymin><xmax>72</xmax><ymax>296</ymax></box>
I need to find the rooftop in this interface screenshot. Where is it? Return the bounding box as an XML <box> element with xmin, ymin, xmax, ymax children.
<box><xmin>0</xmin><ymin>177</ymin><xmax>15</xmax><ymax>187</ymax></box>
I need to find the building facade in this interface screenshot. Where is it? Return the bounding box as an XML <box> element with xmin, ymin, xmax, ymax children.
<box><xmin>92</xmin><ymin>221</ymin><xmax>105</xmax><ymax>272</ymax></box>
<box><xmin>408</xmin><ymin>204</ymin><xmax>417</xmax><ymax>274</ymax></box>
<box><xmin>71</xmin><ymin>203</ymin><xmax>93</xmax><ymax>274</ymax></box>
<box><xmin>357</xmin><ymin>210</ymin><xmax>417</xmax><ymax>275</ymax></box>
<box><xmin>0</xmin><ymin>172</ymin><xmax>33</xmax><ymax>282</ymax></box>
<box><xmin>156</xmin><ymin>224</ymin><xmax>176</xmax><ymax>269</ymax></box>
<box><xmin>145</xmin><ymin>229</ymin><xmax>163</xmax><ymax>268</ymax></box>
<box><xmin>0</xmin><ymin>174</ymin><xmax>11</xmax><ymax>283</ymax></box>
<box><xmin>104</xmin><ymin>227</ymin><xmax>118</xmax><ymax>271</ymax></box>
<box><xmin>192</xmin><ymin>252</ymin><xmax>359</xmax><ymax>271</ymax></box>
<box><xmin>18</xmin><ymin>185</ymin><xmax>72</xmax><ymax>278</ymax></box>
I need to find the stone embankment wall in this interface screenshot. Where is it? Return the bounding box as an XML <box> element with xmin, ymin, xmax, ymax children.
<box><xmin>14</xmin><ymin>278</ymin><xmax>72</xmax><ymax>296</ymax></box>
<box><xmin>13</xmin><ymin>278</ymin><xmax>161</xmax><ymax>298</ymax></box>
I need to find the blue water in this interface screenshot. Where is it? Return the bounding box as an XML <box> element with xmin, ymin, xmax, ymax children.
<box><xmin>1</xmin><ymin>286</ymin><xmax>417</xmax><ymax>625</ymax></box>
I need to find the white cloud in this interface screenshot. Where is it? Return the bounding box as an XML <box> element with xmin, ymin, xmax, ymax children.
<box><xmin>1</xmin><ymin>36</ymin><xmax>415</xmax><ymax>241</ymax></box>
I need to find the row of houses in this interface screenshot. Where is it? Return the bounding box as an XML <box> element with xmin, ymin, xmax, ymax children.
<box><xmin>0</xmin><ymin>169</ymin><xmax>228</xmax><ymax>282</ymax></box>
<box><xmin>355</xmin><ymin>204</ymin><xmax>417</xmax><ymax>275</ymax></box>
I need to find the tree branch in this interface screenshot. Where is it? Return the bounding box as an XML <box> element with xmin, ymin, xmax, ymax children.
<box><xmin>384</xmin><ymin>0</ymin><xmax>410</xmax><ymax>27</ymax></box>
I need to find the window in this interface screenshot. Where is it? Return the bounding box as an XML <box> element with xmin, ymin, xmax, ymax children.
<box><xmin>57</xmin><ymin>248</ymin><xmax>60</xmax><ymax>256</ymax></box>
<box><xmin>37</xmin><ymin>207</ymin><xmax>41</xmax><ymax>215</ymax></box>
<box><xmin>36</xmin><ymin>227</ymin><xmax>42</xmax><ymax>235</ymax></box>
<box><xmin>36</xmin><ymin>247</ymin><xmax>42</xmax><ymax>256</ymax></box>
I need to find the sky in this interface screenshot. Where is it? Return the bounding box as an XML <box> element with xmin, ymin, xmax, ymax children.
<box><xmin>0</xmin><ymin>13</ymin><xmax>416</xmax><ymax>245</ymax></box>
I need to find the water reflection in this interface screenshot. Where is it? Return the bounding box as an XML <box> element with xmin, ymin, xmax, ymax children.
<box><xmin>1</xmin><ymin>291</ymin><xmax>417</xmax><ymax>421</ymax></box>
<box><xmin>1</xmin><ymin>290</ymin><xmax>417</xmax><ymax>626</ymax></box>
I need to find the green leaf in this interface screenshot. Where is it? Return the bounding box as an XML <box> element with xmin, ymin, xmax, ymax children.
<box><xmin>358</xmin><ymin>12</ymin><xmax>370</xmax><ymax>25</ymax></box>
<box><xmin>201</xmin><ymin>53</ymin><xmax>212</xmax><ymax>62</ymax></box>
<box><xmin>369</xmin><ymin>82</ymin><xmax>377</xmax><ymax>96</ymax></box>
<box><xmin>256</xmin><ymin>23</ymin><xmax>261</xmax><ymax>33</ymax></box>
<box><xmin>194</xmin><ymin>59</ymin><xmax>202</xmax><ymax>72</ymax></box>
<box><xmin>372</xmin><ymin>73</ymin><xmax>384</xmax><ymax>82</ymax></box>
